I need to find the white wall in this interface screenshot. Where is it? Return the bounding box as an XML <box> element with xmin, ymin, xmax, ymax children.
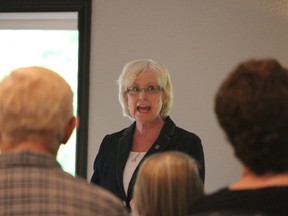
<box><xmin>88</xmin><ymin>0</ymin><xmax>288</xmax><ymax>193</ymax></box>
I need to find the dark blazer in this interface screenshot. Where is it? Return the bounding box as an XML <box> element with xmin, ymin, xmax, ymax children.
<box><xmin>90</xmin><ymin>116</ymin><xmax>205</xmax><ymax>210</ymax></box>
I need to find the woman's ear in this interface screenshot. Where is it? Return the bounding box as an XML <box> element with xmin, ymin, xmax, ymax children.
<box><xmin>62</xmin><ymin>117</ymin><xmax>77</xmax><ymax>144</ymax></box>
<box><xmin>162</xmin><ymin>93</ymin><xmax>168</xmax><ymax>105</ymax></box>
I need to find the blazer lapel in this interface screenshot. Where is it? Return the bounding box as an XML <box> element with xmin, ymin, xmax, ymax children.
<box><xmin>116</xmin><ymin>122</ymin><xmax>135</xmax><ymax>199</ymax></box>
<box><xmin>145</xmin><ymin>116</ymin><xmax>176</xmax><ymax>157</ymax></box>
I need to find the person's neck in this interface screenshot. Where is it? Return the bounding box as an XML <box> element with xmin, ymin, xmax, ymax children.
<box><xmin>230</xmin><ymin>167</ymin><xmax>288</xmax><ymax>190</ymax></box>
<box><xmin>135</xmin><ymin>117</ymin><xmax>164</xmax><ymax>134</ymax></box>
<box><xmin>1</xmin><ymin>140</ymin><xmax>57</xmax><ymax>156</ymax></box>
<box><xmin>132</xmin><ymin>117</ymin><xmax>164</xmax><ymax>152</ymax></box>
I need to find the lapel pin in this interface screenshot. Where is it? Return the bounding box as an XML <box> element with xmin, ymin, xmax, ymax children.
<box><xmin>155</xmin><ymin>144</ymin><xmax>160</xmax><ymax>149</ymax></box>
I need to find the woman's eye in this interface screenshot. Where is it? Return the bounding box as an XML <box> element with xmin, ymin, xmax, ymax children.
<box><xmin>146</xmin><ymin>85</ymin><xmax>156</xmax><ymax>92</ymax></box>
<box><xmin>132</xmin><ymin>86</ymin><xmax>141</xmax><ymax>92</ymax></box>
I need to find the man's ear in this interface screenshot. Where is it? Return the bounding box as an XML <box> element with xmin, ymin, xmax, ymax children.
<box><xmin>62</xmin><ymin>117</ymin><xmax>77</xmax><ymax>144</ymax></box>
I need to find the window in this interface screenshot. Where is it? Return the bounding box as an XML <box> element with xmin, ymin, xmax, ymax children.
<box><xmin>0</xmin><ymin>0</ymin><xmax>91</xmax><ymax>178</ymax></box>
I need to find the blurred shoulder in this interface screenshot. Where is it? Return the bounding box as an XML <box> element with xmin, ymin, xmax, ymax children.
<box><xmin>166</xmin><ymin>116</ymin><xmax>201</xmax><ymax>139</ymax></box>
<box><xmin>61</xmin><ymin>173</ymin><xmax>128</xmax><ymax>215</ymax></box>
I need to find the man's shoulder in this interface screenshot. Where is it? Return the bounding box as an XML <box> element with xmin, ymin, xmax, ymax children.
<box><xmin>61</xmin><ymin>171</ymin><xmax>115</xmax><ymax>197</ymax></box>
<box><xmin>59</xmin><ymin>173</ymin><xmax>128</xmax><ymax>215</ymax></box>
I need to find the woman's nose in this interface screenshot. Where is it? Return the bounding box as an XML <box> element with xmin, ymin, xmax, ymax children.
<box><xmin>138</xmin><ymin>90</ymin><xmax>147</xmax><ymax>99</ymax></box>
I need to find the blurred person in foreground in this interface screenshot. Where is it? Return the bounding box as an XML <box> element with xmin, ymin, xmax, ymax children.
<box><xmin>0</xmin><ymin>66</ymin><xmax>128</xmax><ymax>216</ymax></box>
<box><xmin>132</xmin><ymin>151</ymin><xmax>204</xmax><ymax>216</ymax></box>
<box><xmin>91</xmin><ymin>59</ymin><xmax>205</xmax><ymax>210</ymax></box>
<box><xmin>190</xmin><ymin>58</ymin><xmax>288</xmax><ymax>216</ymax></box>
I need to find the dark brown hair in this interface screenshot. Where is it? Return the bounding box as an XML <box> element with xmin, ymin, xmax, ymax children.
<box><xmin>215</xmin><ymin>58</ymin><xmax>288</xmax><ymax>175</ymax></box>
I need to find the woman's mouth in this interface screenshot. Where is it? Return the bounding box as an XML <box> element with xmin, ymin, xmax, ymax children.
<box><xmin>137</xmin><ymin>105</ymin><xmax>151</xmax><ymax>112</ymax></box>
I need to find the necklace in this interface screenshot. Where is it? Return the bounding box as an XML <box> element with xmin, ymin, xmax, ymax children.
<box><xmin>131</xmin><ymin>152</ymin><xmax>141</xmax><ymax>162</ymax></box>
<box><xmin>131</xmin><ymin>138</ymin><xmax>142</xmax><ymax>163</ymax></box>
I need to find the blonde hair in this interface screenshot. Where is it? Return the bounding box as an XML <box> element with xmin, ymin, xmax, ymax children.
<box><xmin>133</xmin><ymin>151</ymin><xmax>204</xmax><ymax>216</ymax></box>
<box><xmin>0</xmin><ymin>66</ymin><xmax>74</xmax><ymax>146</ymax></box>
<box><xmin>118</xmin><ymin>59</ymin><xmax>173</xmax><ymax>120</ymax></box>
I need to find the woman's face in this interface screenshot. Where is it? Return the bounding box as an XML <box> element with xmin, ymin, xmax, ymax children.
<box><xmin>126</xmin><ymin>69</ymin><xmax>165</xmax><ymax>123</ymax></box>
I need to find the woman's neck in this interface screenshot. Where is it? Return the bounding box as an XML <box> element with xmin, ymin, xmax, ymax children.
<box><xmin>132</xmin><ymin>117</ymin><xmax>164</xmax><ymax>152</ymax></box>
<box><xmin>230</xmin><ymin>167</ymin><xmax>288</xmax><ymax>190</ymax></box>
<box><xmin>135</xmin><ymin>117</ymin><xmax>164</xmax><ymax>133</ymax></box>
